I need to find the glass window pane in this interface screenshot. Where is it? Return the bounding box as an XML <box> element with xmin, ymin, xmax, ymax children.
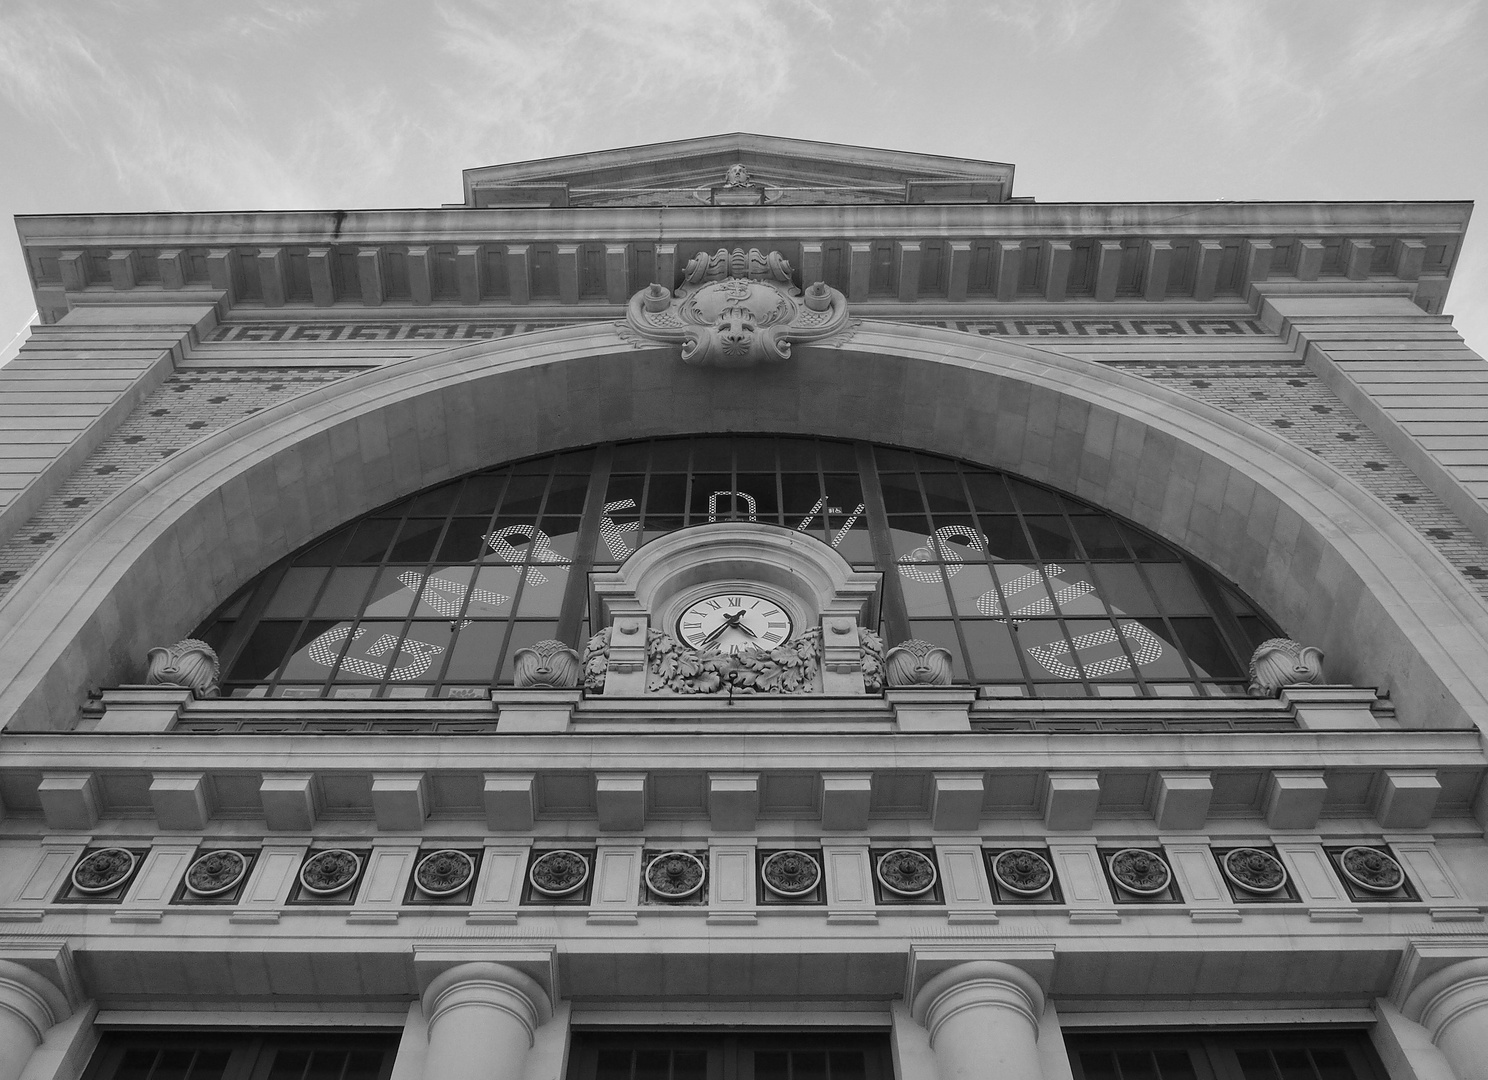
<box><xmin>879</xmin><ymin>475</ymin><xmax>925</xmax><ymax>515</ymax></box>
<box><xmin>780</xmin><ymin>474</ymin><xmax>826</xmax><ymax>520</ymax></box>
<box><xmin>387</xmin><ymin>518</ymin><xmax>445</xmax><ymax>564</ymax></box>
<box><xmin>735</xmin><ymin>474</ymin><xmax>781</xmax><ymax>522</ymax></box>
<box><xmin>437</xmin><ymin>518</ymin><xmax>492</xmax><ymax>563</ymax></box>
<box><xmin>690</xmin><ymin>437</ymin><xmax>732</xmax><ymax>471</ymax></box>
<box><xmin>1309</xmin><ymin>1049</ymin><xmax>1354</xmax><ymax>1080</ymax></box>
<box><xmin>1009</xmin><ymin>479</ymin><xmax>1063</xmax><ymax>513</ymax></box>
<box><xmin>443</xmin><ymin>621</ymin><xmax>507</xmax><ymax>683</ymax></box>
<box><xmin>408</xmin><ymin>483</ymin><xmax>460</xmax><ymax>517</ymax></box>
<box><xmin>500</xmin><ymin>475</ymin><xmax>549</xmax><ymax>516</ymax></box>
<box><xmin>1236</xmin><ymin>1050</ymin><xmax>1280</xmax><ymax>1080</ymax></box>
<box><xmin>992</xmin><ymin>564</ymin><xmax>1055</xmax><ymax>618</ymax></box>
<box><xmin>153</xmin><ymin>1050</ymin><xmax>194</xmax><ymax>1080</ymax></box>
<box><xmin>644</xmin><ymin>475</ymin><xmax>687</xmax><ymax>527</ymax></box>
<box><xmin>342</xmin><ymin>519</ymin><xmax>399</xmax><ymax>563</ymax></box>
<box><xmin>455</xmin><ymin>473</ymin><xmax>506</xmax><ymax>515</ymax></box>
<box><xmin>543</xmin><ymin>475</ymin><xmax>590</xmax><ymax>516</ymax></box>
<box><xmin>1154</xmin><ymin>1051</ymin><xmax>1198</xmax><ymax>1080</ymax></box>
<box><xmin>293</xmin><ymin>526</ymin><xmax>352</xmax><ymax>565</ymax></box>
<box><xmin>901</xmin><ymin>574</ymin><xmax>953</xmax><ymax>617</ymax></box>
<box><xmin>1073</xmin><ymin>517</ymin><xmax>1130</xmax><ymax>560</ymax></box>
<box><xmin>829</xmin><ymin>1051</ymin><xmax>868</xmax><ymax>1080</ymax></box>
<box><xmin>981</xmin><ymin>517</ymin><xmax>1034</xmax><ymax>561</ymax></box>
<box><xmin>874</xmin><ymin>446</ymin><xmax>919</xmax><ymax>471</ymax></box>
<box><xmin>919</xmin><ymin>473</ymin><xmax>970</xmax><ymax>513</ymax></box>
<box><xmin>1076</xmin><ymin>1052</ymin><xmax>1119</xmax><ymax>1080</ymax></box>
<box><xmin>1169</xmin><ymin>618</ymin><xmax>1242</xmax><ymax>678</ymax></box>
<box><xmin>228</xmin><ymin>621</ymin><xmax>301</xmax><ymax>683</ymax></box>
<box><xmin>1093</xmin><ymin>564</ymin><xmax>1159</xmax><ymax>617</ymax></box>
<box><xmin>306</xmin><ymin>1051</ymin><xmax>347</xmax><ymax>1080</ymax></box>
<box><xmin>267</xmin><ymin>1050</ymin><xmax>311</xmax><ymax>1080</ymax></box>
<box><xmin>647</xmin><ymin>440</ymin><xmax>691</xmax><ymax>471</ymax></box>
<box><xmin>673</xmin><ymin>1053</ymin><xmax>708</xmax><ymax>1080</ymax></box>
<box><xmin>961</xmin><ymin>619</ymin><xmax>1024</xmax><ymax>681</ymax></box>
<box><xmin>947</xmin><ymin>563</ymin><xmax>997</xmax><ymax>616</ymax></box>
<box><xmin>793</xmin><ymin>1051</ymin><xmax>828</xmax><ymax>1080</ymax></box>
<box><xmin>754</xmin><ymin>1053</ymin><xmax>789</xmax><ymax>1080</ymax></box>
<box><xmin>1122</xmin><ymin>523</ymin><xmax>1179</xmax><ymax>560</ymax></box>
<box><xmin>1015</xmin><ymin>620</ymin><xmax>1079</xmax><ymax>682</ymax></box>
<box><xmin>1045</xmin><ymin>565</ymin><xmax>1107</xmax><ymax>617</ymax></box>
<box><xmin>634</xmin><ymin>1050</ymin><xmax>670</xmax><ymax>1080</ymax></box>
<box><xmin>513</xmin><ymin>566</ymin><xmax>570</xmax><ymax>617</ymax></box>
<box><xmin>733</xmin><ymin>438</ymin><xmax>777</xmax><ymax>470</ymax></box>
<box><xmin>189</xmin><ymin>1049</ymin><xmax>233</xmax><ymax>1080</ymax></box>
<box><xmin>595</xmin><ymin>1050</ymin><xmax>632</xmax><ymax>1080</ymax></box>
<box><xmin>327</xmin><ymin>621</ymin><xmax>410</xmax><ymax>682</ymax></box>
<box><xmin>1272</xmin><ymin>1050</ymin><xmax>1315</xmax><ymax>1080</ymax></box>
<box><xmin>814</xmin><ymin>439</ymin><xmax>856</xmax><ymax>471</ymax></box>
<box><xmin>1144</xmin><ymin>564</ymin><xmax>1208</xmax><ymax>615</ymax></box>
<box><xmin>262</xmin><ymin>566</ymin><xmax>328</xmax><ymax>619</ymax></box>
<box><xmin>964</xmin><ymin>472</ymin><xmax>1015</xmax><ymax>513</ymax></box>
<box><xmin>343</xmin><ymin>1051</ymin><xmax>386</xmax><ymax>1080</ymax></box>
<box><xmin>312</xmin><ymin>567</ymin><xmax>377</xmax><ymax>618</ymax></box>
<box><xmin>1115</xmin><ymin>1051</ymin><xmax>1159</xmax><ymax>1080</ymax></box>
<box><xmin>1024</xmin><ymin>515</ymin><xmax>1080</xmax><ymax>560</ymax></box>
<box><xmin>1132</xmin><ymin>619</ymin><xmax>1196</xmax><ymax>678</ymax></box>
<box><xmin>362</xmin><ymin>568</ymin><xmax>421</xmax><ymax>618</ymax></box>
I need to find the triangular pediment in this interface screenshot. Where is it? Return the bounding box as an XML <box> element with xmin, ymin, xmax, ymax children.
<box><xmin>460</xmin><ymin>133</ymin><xmax>1017</xmax><ymax>208</ymax></box>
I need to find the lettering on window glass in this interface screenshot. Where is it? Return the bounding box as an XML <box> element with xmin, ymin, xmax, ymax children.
<box><xmin>707</xmin><ymin>490</ymin><xmax>758</xmax><ymax>522</ymax></box>
<box><xmin>1026</xmin><ymin>621</ymin><xmax>1165</xmax><ymax>679</ymax></box>
<box><xmin>483</xmin><ymin>525</ymin><xmax>567</xmax><ymax>582</ymax></box>
<box><xmin>795</xmin><ymin>496</ymin><xmax>866</xmax><ymax>548</ymax></box>
<box><xmin>306</xmin><ymin>626</ymin><xmax>445</xmax><ymax>681</ymax></box>
<box><xmin>601</xmin><ymin>499</ymin><xmax>641</xmax><ymax>560</ymax></box>
<box><xmin>898</xmin><ymin>525</ymin><xmax>986</xmax><ymax>582</ymax></box>
<box><xmin>396</xmin><ymin>571</ymin><xmax>510</xmax><ymax>626</ymax></box>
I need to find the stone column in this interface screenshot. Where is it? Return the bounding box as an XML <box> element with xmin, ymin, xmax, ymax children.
<box><xmin>0</xmin><ymin>960</ymin><xmax>70</xmax><ymax>1080</ymax></box>
<box><xmin>420</xmin><ymin>962</ymin><xmax>552</xmax><ymax>1080</ymax></box>
<box><xmin>911</xmin><ymin>961</ymin><xmax>1046</xmax><ymax>1080</ymax></box>
<box><xmin>1403</xmin><ymin>958</ymin><xmax>1488</xmax><ymax>1080</ymax></box>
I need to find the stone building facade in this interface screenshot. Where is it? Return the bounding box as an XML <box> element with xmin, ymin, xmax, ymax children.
<box><xmin>1</xmin><ymin>134</ymin><xmax>1487</xmax><ymax>1079</ymax></box>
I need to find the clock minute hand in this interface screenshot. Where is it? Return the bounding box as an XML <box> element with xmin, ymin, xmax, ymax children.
<box><xmin>700</xmin><ymin>611</ymin><xmax>743</xmax><ymax>647</ymax></box>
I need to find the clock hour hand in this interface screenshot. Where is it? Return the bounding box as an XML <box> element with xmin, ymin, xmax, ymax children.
<box><xmin>699</xmin><ymin>611</ymin><xmax>744</xmax><ymax>647</ymax></box>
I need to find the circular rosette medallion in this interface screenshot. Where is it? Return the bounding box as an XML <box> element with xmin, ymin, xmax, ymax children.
<box><xmin>761</xmin><ymin>850</ymin><xmax>822</xmax><ymax>898</ymax></box>
<box><xmin>71</xmin><ymin>848</ymin><xmax>137</xmax><ymax>895</ymax></box>
<box><xmin>184</xmin><ymin>850</ymin><xmax>248</xmax><ymax>897</ymax></box>
<box><xmin>1108</xmin><ymin>849</ymin><xmax>1172</xmax><ymax>896</ymax></box>
<box><xmin>529</xmin><ymin>850</ymin><xmax>591</xmax><ymax>898</ymax></box>
<box><xmin>1338</xmin><ymin>846</ymin><xmax>1406</xmax><ymax>893</ymax></box>
<box><xmin>414</xmin><ymin>850</ymin><xmax>475</xmax><ymax>897</ymax></box>
<box><xmin>645</xmin><ymin>851</ymin><xmax>706</xmax><ymax>900</ymax></box>
<box><xmin>876</xmin><ymin>849</ymin><xmax>938</xmax><ymax>897</ymax></box>
<box><xmin>298</xmin><ymin>849</ymin><xmax>362</xmax><ymax>896</ymax></box>
<box><xmin>1221</xmin><ymin>848</ymin><xmax>1289</xmax><ymax>895</ymax></box>
<box><xmin>992</xmin><ymin>849</ymin><xmax>1055</xmax><ymax>897</ymax></box>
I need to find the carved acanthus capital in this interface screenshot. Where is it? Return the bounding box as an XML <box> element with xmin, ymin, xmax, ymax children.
<box><xmin>623</xmin><ymin>247</ymin><xmax>851</xmax><ymax>367</ymax></box>
<box><xmin>1247</xmin><ymin>637</ymin><xmax>1325</xmax><ymax>697</ymax></box>
<box><xmin>145</xmin><ymin>638</ymin><xmax>220</xmax><ymax>698</ymax></box>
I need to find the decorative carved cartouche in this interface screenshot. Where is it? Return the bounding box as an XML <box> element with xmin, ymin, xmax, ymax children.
<box><xmin>622</xmin><ymin>247</ymin><xmax>851</xmax><ymax>368</ymax></box>
<box><xmin>1246</xmin><ymin>637</ymin><xmax>1325</xmax><ymax>697</ymax></box>
<box><xmin>884</xmin><ymin>639</ymin><xmax>954</xmax><ymax>687</ymax></box>
<box><xmin>512</xmin><ymin>639</ymin><xmax>582</xmax><ymax>689</ymax></box>
<box><xmin>645</xmin><ymin>626</ymin><xmax>822</xmax><ymax>695</ymax></box>
<box><xmin>145</xmin><ymin>638</ymin><xmax>220</xmax><ymax>698</ymax></box>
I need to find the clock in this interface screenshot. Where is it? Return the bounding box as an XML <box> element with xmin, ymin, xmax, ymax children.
<box><xmin>676</xmin><ymin>591</ymin><xmax>794</xmax><ymax>654</ymax></box>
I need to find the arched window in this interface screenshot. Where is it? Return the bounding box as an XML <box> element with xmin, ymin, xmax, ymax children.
<box><xmin>196</xmin><ymin>436</ymin><xmax>1280</xmax><ymax>699</ymax></box>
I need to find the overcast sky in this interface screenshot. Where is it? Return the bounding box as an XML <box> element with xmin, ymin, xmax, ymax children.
<box><xmin>1</xmin><ymin>0</ymin><xmax>1485</xmax><ymax>363</ymax></box>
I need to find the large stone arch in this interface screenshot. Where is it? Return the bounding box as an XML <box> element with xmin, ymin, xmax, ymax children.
<box><xmin>3</xmin><ymin>321</ymin><xmax>1487</xmax><ymax>731</ymax></box>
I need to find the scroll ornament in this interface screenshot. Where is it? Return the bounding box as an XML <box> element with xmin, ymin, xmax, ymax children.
<box><xmin>622</xmin><ymin>247</ymin><xmax>851</xmax><ymax>367</ymax></box>
<box><xmin>145</xmin><ymin>638</ymin><xmax>221</xmax><ymax>698</ymax></box>
<box><xmin>884</xmin><ymin>639</ymin><xmax>954</xmax><ymax>687</ymax></box>
<box><xmin>513</xmin><ymin>639</ymin><xmax>582</xmax><ymax>688</ymax></box>
<box><xmin>859</xmin><ymin>627</ymin><xmax>886</xmax><ymax>692</ymax></box>
<box><xmin>1246</xmin><ymin>638</ymin><xmax>1325</xmax><ymax>697</ymax></box>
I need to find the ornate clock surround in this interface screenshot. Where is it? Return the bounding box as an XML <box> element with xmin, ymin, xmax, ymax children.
<box><xmin>590</xmin><ymin>522</ymin><xmax>881</xmax><ymax>694</ymax></box>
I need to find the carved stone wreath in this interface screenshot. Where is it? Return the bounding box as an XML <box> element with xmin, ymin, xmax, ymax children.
<box><xmin>184</xmin><ymin>850</ymin><xmax>248</xmax><ymax>897</ymax></box>
<box><xmin>646</xmin><ymin>627</ymin><xmax>822</xmax><ymax>695</ymax></box>
<box><xmin>529</xmin><ymin>850</ymin><xmax>591</xmax><ymax>898</ymax></box>
<box><xmin>1339</xmin><ymin>846</ymin><xmax>1406</xmax><ymax>893</ymax></box>
<box><xmin>298</xmin><ymin>849</ymin><xmax>362</xmax><ymax>896</ymax></box>
<box><xmin>645</xmin><ymin>851</ymin><xmax>706</xmax><ymax>900</ymax></box>
<box><xmin>414</xmin><ymin>850</ymin><xmax>475</xmax><ymax>897</ymax></box>
<box><xmin>876</xmin><ymin>849</ymin><xmax>938</xmax><ymax>897</ymax></box>
<box><xmin>1221</xmin><ymin>848</ymin><xmax>1289</xmax><ymax>895</ymax></box>
<box><xmin>761</xmin><ymin>850</ymin><xmax>822</xmax><ymax>898</ymax></box>
<box><xmin>71</xmin><ymin>848</ymin><xmax>137</xmax><ymax>894</ymax></box>
<box><xmin>1108</xmin><ymin>848</ymin><xmax>1172</xmax><ymax>896</ymax></box>
<box><xmin>992</xmin><ymin>849</ymin><xmax>1055</xmax><ymax>896</ymax></box>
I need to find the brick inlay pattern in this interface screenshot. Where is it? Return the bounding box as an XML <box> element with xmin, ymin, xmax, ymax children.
<box><xmin>0</xmin><ymin>369</ymin><xmax>360</xmax><ymax>603</ymax></box>
<box><xmin>1109</xmin><ymin>360</ymin><xmax>1488</xmax><ymax>600</ymax></box>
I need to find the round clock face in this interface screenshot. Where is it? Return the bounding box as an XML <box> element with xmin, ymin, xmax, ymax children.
<box><xmin>676</xmin><ymin>592</ymin><xmax>794</xmax><ymax>654</ymax></box>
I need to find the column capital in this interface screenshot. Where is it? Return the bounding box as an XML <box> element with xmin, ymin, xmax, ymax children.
<box><xmin>0</xmin><ymin>959</ymin><xmax>70</xmax><ymax>1043</ymax></box>
<box><xmin>1402</xmin><ymin>956</ymin><xmax>1488</xmax><ymax>1039</ymax></box>
<box><xmin>421</xmin><ymin>961</ymin><xmax>552</xmax><ymax>1046</ymax></box>
<box><xmin>910</xmin><ymin>960</ymin><xmax>1045</xmax><ymax>1046</ymax></box>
